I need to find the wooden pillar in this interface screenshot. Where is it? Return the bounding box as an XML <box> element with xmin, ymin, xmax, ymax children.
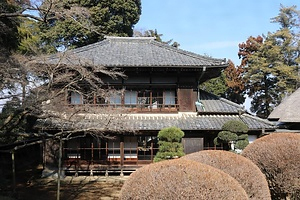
<box><xmin>11</xmin><ymin>150</ymin><xmax>16</xmax><ymax>193</ymax></box>
<box><xmin>57</xmin><ymin>137</ymin><xmax>63</xmax><ymax>200</ymax></box>
<box><xmin>105</xmin><ymin>142</ymin><xmax>108</xmax><ymax>160</ymax></box>
<box><xmin>93</xmin><ymin>93</ymin><xmax>96</xmax><ymax>105</ymax></box>
<box><xmin>91</xmin><ymin>143</ymin><xmax>94</xmax><ymax>165</ymax></box>
<box><xmin>120</xmin><ymin>142</ymin><xmax>124</xmax><ymax>166</ymax></box>
<box><xmin>120</xmin><ymin>142</ymin><xmax>124</xmax><ymax>177</ymax></box>
<box><xmin>150</xmin><ymin>91</ymin><xmax>153</xmax><ymax>109</ymax></box>
<box><xmin>150</xmin><ymin>142</ymin><xmax>154</xmax><ymax>162</ymax></box>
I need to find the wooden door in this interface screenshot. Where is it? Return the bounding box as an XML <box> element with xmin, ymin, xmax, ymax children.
<box><xmin>182</xmin><ymin>138</ymin><xmax>204</xmax><ymax>154</ymax></box>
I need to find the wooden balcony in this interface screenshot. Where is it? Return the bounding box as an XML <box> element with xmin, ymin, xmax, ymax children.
<box><xmin>68</xmin><ymin>97</ymin><xmax>180</xmax><ymax>113</ymax></box>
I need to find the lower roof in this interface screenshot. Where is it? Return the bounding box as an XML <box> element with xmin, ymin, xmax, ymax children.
<box><xmin>35</xmin><ymin>112</ymin><xmax>276</xmax><ymax>133</ymax></box>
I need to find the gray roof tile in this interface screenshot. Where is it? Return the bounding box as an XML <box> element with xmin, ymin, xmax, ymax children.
<box><xmin>43</xmin><ymin>37</ymin><xmax>227</xmax><ymax>68</ymax></box>
<box><xmin>197</xmin><ymin>90</ymin><xmax>244</xmax><ymax>113</ymax></box>
<box><xmin>36</xmin><ymin>113</ymin><xmax>275</xmax><ymax>132</ymax></box>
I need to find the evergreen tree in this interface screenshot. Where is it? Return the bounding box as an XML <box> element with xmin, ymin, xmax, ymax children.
<box><xmin>39</xmin><ymin>0</ymin><xmax>142</xmax><ymax>50</ymax></box>
<box><xmin>239</xmin><ymin>5</ymin><xmax>300</xmax><ymax>118</ymax></box>
<box><xmin>214</xmin><ymin>120</ymin><xmax>249</xmax><ymax>152</ymax></box>
<box><xmin>0</xmin><ymin>0</ymin><xmax>20</xmax><ymax>52</ymax></box>
<box><xmin>154</xmin><ymin>127</ymin><xmax>185</xmax><ymax>162</ymax></box>
<box><xmin>200</xmin><ymin>60</ymin><xmax>245</xmax><ymax>104</ymax></box>
<box><xmin>134</xmin><ymin>29</ymin><xmax>180</xmax><ymax>48</ymax></box>
<box><xmin>17</xmin><ymin>18</ymin><xmax>43</xmax><ymax>55</ymax></box>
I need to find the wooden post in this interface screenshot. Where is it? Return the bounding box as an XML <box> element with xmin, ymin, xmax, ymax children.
<box><xmin>91</xmin><ymin>143</ymin><xmax>94</xmax><ymax>165</ymax></box>
<box><xmin>120</xmin><ymin>142</ymin><xmax>124</xmax><ymax>166</ymax></box>
<box><xmin>120</xmin><ymin>141</ymin><xmax>124</xmax><ymax>177</ymax></box>
<box><xmin>105</xmin><ymin>142</ymin><xmax>108</xmax><ymax>159</ymax></box>
<box><xmin>150</xmin><ymin>142</ymin><xmax>154</xmax><ymax>162</ymax></box>
<box><xmin>11</xmin><ymin>150</ymin><xmax>16</xmax><ymax>194</ymax></box>
<box><xmin>57</xmin><ymin>137</ymin><xmax>62</xmax><ymax>200</ymax></box>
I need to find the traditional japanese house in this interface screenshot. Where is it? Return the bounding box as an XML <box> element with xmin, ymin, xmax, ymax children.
<box><xmin>268</xmin><ymin>87</ymin><xmax>300</xmax><ymax>131</ymax></box>
<box><xmin>33</xmin><ymin>37</ymin><xmax>276</xmax><ymax>174</ymax></box>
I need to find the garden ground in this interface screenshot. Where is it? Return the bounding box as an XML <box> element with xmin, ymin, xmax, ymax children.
<box><xmin>0</xmin><ymin>174</ymin><xmax>128</xmax><ymax>200</ymax></box>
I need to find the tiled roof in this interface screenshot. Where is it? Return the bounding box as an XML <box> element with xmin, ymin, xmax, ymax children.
<box><xmin>36</xmin><ymin>112</ymin><xmax>275</xmax><ymax>132</ymax></box>
<box><xmin>198</xmin><ymin>90</ymin><xmax>244</xmax><ymax>113</ymax></box>
<box><xmin>268</xmin><ymin>88</ymin><xmax>300</xmax><ymax>122</ymax></box>
<box><xmin>42</xmin><ymin>37</ymin><xmax>227</xmax><ymax>68</ymax></box>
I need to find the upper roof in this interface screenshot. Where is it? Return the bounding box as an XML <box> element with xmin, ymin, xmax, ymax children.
<box><xmin>42</xmin><ymin>37</ymin><xmax>227</xmax><ymax>68</ymax></box>
<box><xmin>268</xmin><ymin>88</ymin><xmax>300</xmax><ymax>122</ymax></box>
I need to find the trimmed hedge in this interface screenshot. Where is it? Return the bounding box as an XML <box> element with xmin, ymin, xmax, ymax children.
<box><xmin>120</xmin><ymin>159</ymin><xmax>248</xmax><ymax>200</ymax></box>
<box><xmin>242</xmin><ymin>133</ymin><xmax>300</xmax><ymax>199</ymax></box>
<box><xmin>181</xmin><ymin>150</ymin><xmax>271</xmax><ymax>200</ymax></box>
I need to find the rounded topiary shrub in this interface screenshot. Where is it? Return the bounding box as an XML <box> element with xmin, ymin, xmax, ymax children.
<box><xmin>181</xmin><ymin>150</ymin><xmax>271</xmax><ymax>200</ymax></box>
<box><xmin>157</xmin><ymin>126</ymin><xmax>184</xmax><ymax>142</ymax></box>
<box><xmin>154</xmin><ymin>127</ymin><xmax>185</xmax><ymax>162</ymax></box>
<box><xmin>222</xmin><ymin>120</ymin><xmax>249</xmax><ymax>134</ymax></box>
<box><xmin>120</xmin><ymin>159</ymin><xmax>248</xmax><ymax>200</ymax></box>
<box><xmin>214</xmin><ymin>120</ymin><xmax>249</xmax><ymax>151</ymax></box>
<box><xmin>242</xmin><ymin>133</ymin><xmax>300</xmax><ymax>200</ymax></box>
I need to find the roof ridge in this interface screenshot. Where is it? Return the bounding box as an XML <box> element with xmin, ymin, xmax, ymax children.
<box><xmin>105</xmin><ymin>36</ymin><xmax>156</xmax><ymax>41</ymax></box>
<box><xmin>242</xmin><ymin>113</ymin><xmax>276</xmax><ymax>126</ymax></box>
<box><xmin>219</xmin><ymin>97</ymin><xmax>245</xmax><ymax>110</ymax></box>
<box><xmin>67</xmin><ymin>40</ymin><xmax>110</xmax><ymax>55</ymax></box>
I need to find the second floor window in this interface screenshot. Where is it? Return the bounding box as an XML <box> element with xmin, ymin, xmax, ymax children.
<box><xmin>164</xmin><ymin>91</ymin><xmax>176</xmax><ymax>105</ymax></box>
<box><xmin>109</xmin><ymin>93</ymin><xmax>122</xmax><ymax>105</ymax></box>
<box><xmin>125</xmin><ymin>91</ymin><xmax>137</xmax><ymax>105</ymax></box>
<box><xmin>70</xmin><ymin>91</ymin><xmax>83</xmax><ymax>104</ymax></box>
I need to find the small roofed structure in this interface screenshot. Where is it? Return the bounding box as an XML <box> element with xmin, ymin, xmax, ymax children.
<box><xmin>268</xmin><ymin>88</ymin><xmax>300</xmax><ymax>131</ymax></box>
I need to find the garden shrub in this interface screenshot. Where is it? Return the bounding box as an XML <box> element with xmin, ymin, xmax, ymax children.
<box><xmin>181</xmin><ymin>150</ymin><xmax>271</xmax><ymax>200</ymax></box>
<box><xmin>242</xmin><ymin>133</ymin><xmax>300</xmax><ymax>200</ymax></box>
<box><xmin>214</xmin><ymin>120</ymin><xmax>249</xmax><ymax>151</ymax></box>
<box><xmin>222</xmin><ymin>120</ymin><xmax>249</xmax><ymax>134</ymax></box>
<box><xmin>120</xmin><ymin>159</ymin><xmax>248</xmax><ymax>200</ymax></box>
<box><xmin>154</xmin><ymin>127</ymin><xmax>185</xmax><ymax>162</ymax></box>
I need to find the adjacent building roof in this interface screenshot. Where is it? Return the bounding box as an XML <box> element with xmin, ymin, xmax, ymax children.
<box><xmin>198</xmin><ymin>90</ymin><xmax>244</xmax><ymax>114</ymax></box>
<box><xmin>39</xmin><ymin>37</ymin><xmax>227</xmax><ymax>69</ymax></box>
<box><xmin>268</xmin><ymin>88</ymin><xmax>300</xmax><ymax>122</ymax></box>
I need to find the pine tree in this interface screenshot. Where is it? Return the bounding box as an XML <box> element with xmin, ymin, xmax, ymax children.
<box><xmin>154</xmin><ymin>127</ymin><xmax>185</xmax><ymax>162</ymax></box>
<box><xmin>240</xmin><ymin>5</ymin><xmax>300</xmax><ymax>118</ymax></box>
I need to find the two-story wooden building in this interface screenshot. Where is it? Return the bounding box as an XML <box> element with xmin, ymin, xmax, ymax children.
<box><xmin>33</xmin><ymin>37</ymin><xmax>276</xmax><ymax>174</ymax></box>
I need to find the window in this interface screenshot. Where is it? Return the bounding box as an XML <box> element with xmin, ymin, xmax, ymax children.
<box><xmin>124</xmin><ymin>137</ymin><xmax>137</xmax><ymax>159</ymax></box>
<box><xmin>70</xmin><ymin>92</ymin><xmax>83</xmax><ymax>104</ymax></box>
<box><xmin>109</xmin><ymin>93</ymin><xmax>122</xmax><ymax>105</ymax></box>
<box><xmin>137</xmin><ymin>90</ymin><xmax>150</xmax><ymax>105</ymax></box>
<box><xmin>125</xmin><ymin>91</ymin><xmax>137</xmax><ymax>105</ymax></box>
<box><xmin>164</xmin><ymin>91</ymin><xmax>176</xmax><ymax>105</ymax></box>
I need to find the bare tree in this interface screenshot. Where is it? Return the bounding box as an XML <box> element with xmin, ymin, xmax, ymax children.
<box><xmin>1</xmin><ymin>50</ymin><xmax>130</xmax><ymax>199</ymax></box>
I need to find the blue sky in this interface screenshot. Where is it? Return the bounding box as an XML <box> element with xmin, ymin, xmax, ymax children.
<box><xmin>135</xmin><ymin>0</ymin><xmax>299</xmax><ymax>65</ymax></box>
